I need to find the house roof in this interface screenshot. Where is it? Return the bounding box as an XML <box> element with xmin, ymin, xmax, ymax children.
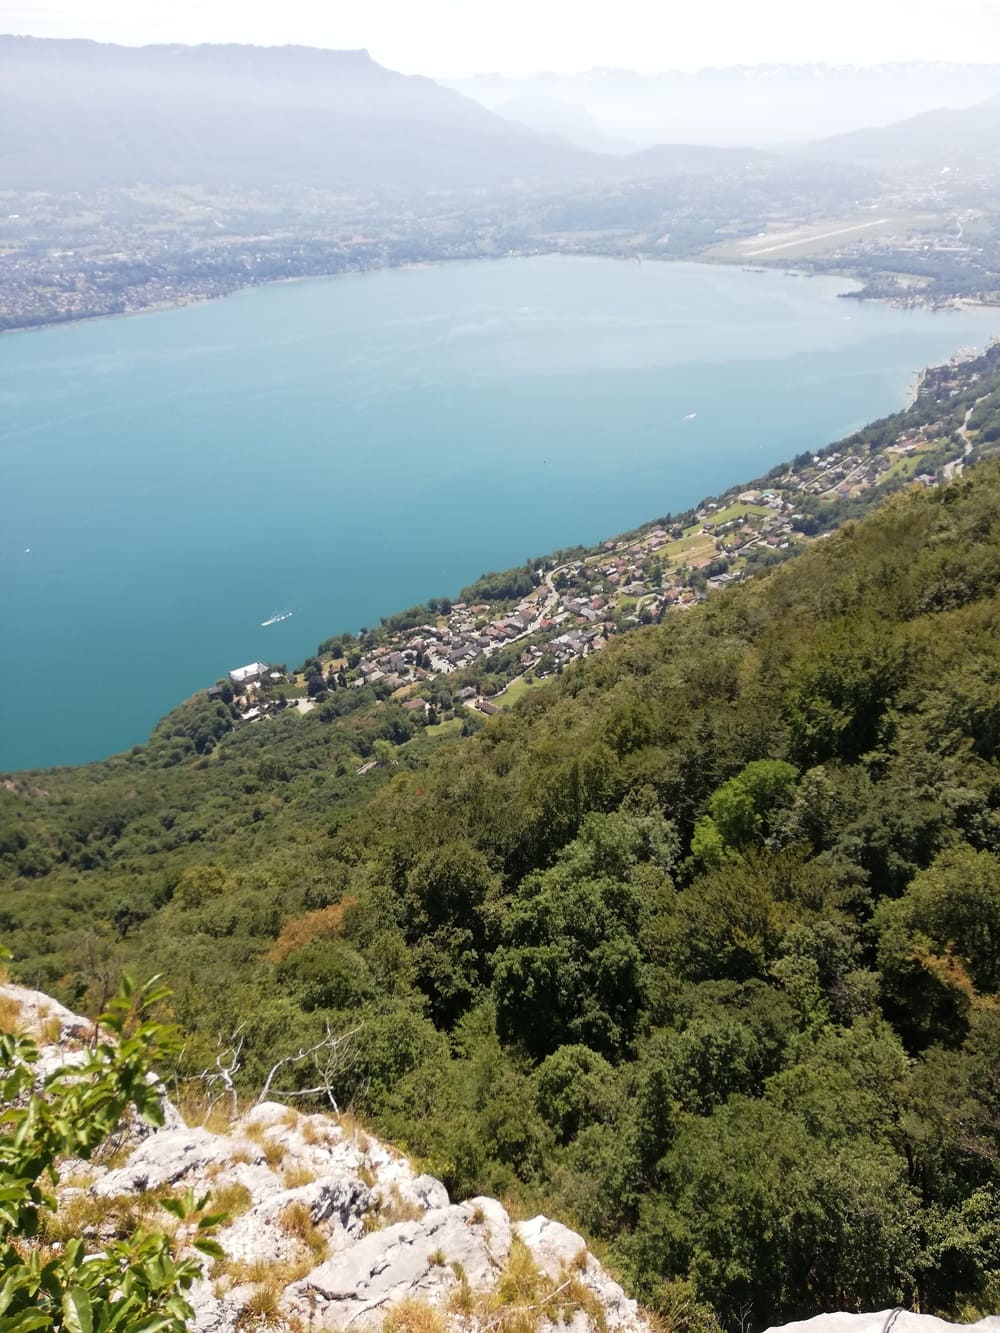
<box><xmin>229</xmin><ymin>662</ymin><xmax>268</xmax><ymax>685</ymax></box>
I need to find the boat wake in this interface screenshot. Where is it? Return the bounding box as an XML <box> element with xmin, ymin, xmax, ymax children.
<box><xmin>261</xmin><ymin>610</ymin><xmax>293</xmax><ymax>628</ymax></box>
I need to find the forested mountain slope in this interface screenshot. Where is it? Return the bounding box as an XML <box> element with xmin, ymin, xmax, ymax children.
<box><xmin>8</xmin><ymin>463</ymin><xmax>1000</xmax><ymax>1330</ymax></box>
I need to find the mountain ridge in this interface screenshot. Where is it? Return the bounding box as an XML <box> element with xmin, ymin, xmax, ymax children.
<box><xmin>804</xmin><ymin>97</ymin><xmax>1000</xmax><ymax>169</ymax></box>
<box><xmin>0</xmin><ymin>34</ymin><xmax>601</xmax><ymax>190</ymax></box>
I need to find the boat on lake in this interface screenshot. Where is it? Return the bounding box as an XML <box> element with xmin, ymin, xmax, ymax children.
<box><xmin>261</xmin><ymin>610</ymin><xmax>293</xmax><ymax>628</ymax></box>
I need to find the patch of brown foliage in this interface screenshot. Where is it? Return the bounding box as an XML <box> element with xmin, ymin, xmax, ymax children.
<box><xmin>265</xmin><ymin>898</ymin><xmax>358</xmax><ymax>964</ymax></box>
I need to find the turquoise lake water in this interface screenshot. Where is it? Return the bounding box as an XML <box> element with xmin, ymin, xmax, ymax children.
<box><xmin>2</xmin><ymin>255</ymin><xmax>999</xmax><ymax>770</ymax></box>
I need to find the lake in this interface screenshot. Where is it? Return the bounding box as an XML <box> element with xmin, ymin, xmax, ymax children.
<box><xmin>2</xmin><ymin>256</ymin><xmax>998</xmax><ymax>770</ymax></box>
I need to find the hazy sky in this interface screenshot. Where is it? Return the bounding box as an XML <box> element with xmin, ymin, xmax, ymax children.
<box><xmin>5</xmin><ymin>0</ymin><xmax>1000</xmax><ymax>74</ymax></box>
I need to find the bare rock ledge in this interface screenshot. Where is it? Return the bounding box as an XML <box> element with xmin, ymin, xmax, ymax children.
<box><xmin>2</xmin><ymin>983</ymin><xmax>646</xmax><ymax>1333</ymax></box>
<box><xmin>6</xmin><ymin>983</ymin><xmax>999</xmax><ymax>1333</ymax></box>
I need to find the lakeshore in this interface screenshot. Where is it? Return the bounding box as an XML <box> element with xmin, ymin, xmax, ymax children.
<box><xmin>5</xmin><ymin>245</ymin><xmax>999</xmax><ymax>340</ymax></box>
<box><xmin>2</xmin><ymin>256</ymin><xmax>998</xmax><ymax>770</ymax></box>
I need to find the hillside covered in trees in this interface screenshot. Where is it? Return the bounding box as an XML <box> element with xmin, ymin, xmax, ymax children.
<box><xmin>7</xmin><ymin>458</ymin><xmax>1000</xmax><ymax>1331</ymax></box>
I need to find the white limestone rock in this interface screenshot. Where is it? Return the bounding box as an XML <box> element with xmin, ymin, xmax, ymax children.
<box><xmin>766</xmin><ymin>1316</ymin><xmax>1000</xmax><ymax>1333</ymax></box>
<box><xmin>93</xmin><ymin>1125</ymin><xmax>266</xmax><ymax>1196</ymax></box>
<box><xmin>517</xmin><ymin>1215</ymin><xmax>647</xmax><ymax>1333</ymax></box>
<box><xmin>284</xmin><ymin>1196</ymin><xmax>512</xmax><ymax>1329</ymax></box>
<box><xmin>1</xmin><ymin>983</ymin><xmax>92</xmax><ymax>1042</ymax></box>
<box><xmin>4</xmin><ymin>984</ymin><xmax>656</xmax><ymax>1333</ymax></box>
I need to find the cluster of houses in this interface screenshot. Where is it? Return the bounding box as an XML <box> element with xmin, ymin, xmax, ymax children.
<box><xmin>345</xmin><ymin>592</ymin><xmax>556</xmax><ymax>694</ymax></box>
<box><xmin>345</xmin><ymin>584</ymin><xmax>621</xmax><ymax>706</ymax></box>
<box><xmin>218</xmin><ymin>393</ymin><xmax>980</xmax><ymax>736</ymax></box>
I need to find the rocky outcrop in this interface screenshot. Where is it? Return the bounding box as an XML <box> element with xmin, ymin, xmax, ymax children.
<box><xmin>2</xmin><ymin>984</ymin><xmax>647</xmax><ymax>1333</ymax></box>
<box><xmin>9</xmin><ymin>984</ymin><xmax>999</xmax><ymax>1333</ymax></box>
<box><xmin>766</xmin><ymin>1317</ymin><xmax>1000</xmax><ymax>1333</ymax></box>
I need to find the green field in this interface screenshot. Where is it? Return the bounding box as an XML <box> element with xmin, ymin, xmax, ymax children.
<box><xmin>882</xmin><ymin>454</ymin><xmax>923</xmax><ymax>484</ymax></box>
<box><xmin>709</xmin><ymin>501</ymin><xmax>770</xmax><ymax>525</ymax></box>
<box><xmin>496</xmin><ymin>675</ymin><xmax>547</xmax><ymax>709</ymax></box>
<box><xmin>422</xmin><ymin>717</ymin><xmax>463</xmax><ymax>740</ymax></box>
<box><xmin>662</xmin><ymin>530</ymin><xmax>717</xmax><ymax>566</ymax></box>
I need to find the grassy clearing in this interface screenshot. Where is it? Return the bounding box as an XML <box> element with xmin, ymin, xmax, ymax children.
<box><xmin>709</xmin><ymin>501</ymin><xmax>770</xmax><ymax>525</ymax></box>
<box><xmin>663</xmin><ymin>531</ymin><xmax>716</xmax><ymax>566</ymax></box>
<box><xmin>882</xmin><ymin>454</ymin><xmax>923</xmax><ymax>483</ymax></box>
<box><xmin>496</xmin><ymin>677</ymin><xmax>546</xmax><ymax>710</ymax></box>
<box><xmin>423</xmin><ymin>718</ymin><xmax>463</xmax><ymax>740</ymax></box>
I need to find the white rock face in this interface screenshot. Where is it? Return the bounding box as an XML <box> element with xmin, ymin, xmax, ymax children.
<box><xmin>766</xmin><ymin>1318</ymin><xmax>1000</xmax><ymax>1333</ymax></box>
<box><xmin>286</xmin><ymin>1197</ymin><xmax>512</xmax><ymax>1328</ymax></box>
<box><xmin>1</xmin><ymin>984</ymin><xmax>648</xmax><ymax>1333</ymax></box>
<box><xmin>1</xmin><ymin>982</ymin><xmax>92</xmax><ymax>1042</ymax></box>
<box><xmin>15</xmin><ymin>983</ymin><xmax>995</xmax><ymax>1333</ymax></box>
<box><xmin>516</xmin><ymin>1216</ymin><xmax>645</xmax><ymax>1332</ymax></box>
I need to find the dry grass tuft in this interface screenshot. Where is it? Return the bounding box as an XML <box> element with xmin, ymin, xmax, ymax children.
<box><xmin>495</xmin><ymin>1237</ymin><xmax>541</xmax><ymax>1308</ymax></box>
<box><xmin>38</xmin><ymin>1012</ymin><xmax>62</xmax><ymax>1045</ymax></box>
<box><xmin>236</xmin><ymin>1279</ymin><xmax>283</xmax><ymax>1328</ymax></box>
<box><xmin>358</xmin><ymin>1163</ymin><xmax>378</xmax><ymax>1189</ymax></box>
<box><xmin>0</xmin><ymin>993</ymin><xmax>24</xmax><ymax>1034</ymax></box>
<box><xmin>300</xmin><ymin>1116</ymin><xmax>337</xmax><ymax>1148</ymax></box>
<box><xmin>445</xmin><ymin>1238</ymin><xmax>608</xmax><ymax>1333</ymax></box>
<box><xmin>260</xmin><ymin>1139</ymin><xmax>287</xmax><ymax>1169</ymax></box>
<box><xmin>282</xmin><ymin>1163</ymin><xmax>317</xmax><ymax>1190</ymax></box>
<box><xmin>210</xmin><ymin>1179</ymin><xmax>253</xmax><ymax>1219</ymax></box>
<box><xmin>42</xmin><ymin>1189</ymin><xmax>179</xmax><ymax>1247</ymax></box>
<box><xmin>448</xmin><ymin>1271</ymin><xmax>475</xmax><ymax>1317</ymax></box>
<box><xmin>363</xmin><ymin>1185</ymin><xmax>423</xmax><ymax>1233</ymax></box>
<box><xmin>174</xmin><ymin>1083</ymin><xmax>241</xmax><ymax>1136</ymax></box>
<box><xmin>219</xmin><ymin>1253</ymin><xmax>316</xmax><ymax>1291</ymax></box>
<box><xmin>334</xmin><ymin>1108</ymin><xmax>372</xmax><ymax>1150</ymax></box>
<box><xmin>279</xmin><ymin>1200</ymin><xmax>327</xmax><ymax>1260</ymax></box>
<box><xmin>381</xmin><ymin>1296</ymin><xmax>447</xmax><ymax>1333</ymax></box>
<box><xmin>241</xmin><ymin>1122</ymin><xmax>288</xmax><ymax>1169</ymax></box>
<box><xmin>93</xmin><ymin>1127</ymin><xmax>141</xmax><ymax>1170</ymax></box>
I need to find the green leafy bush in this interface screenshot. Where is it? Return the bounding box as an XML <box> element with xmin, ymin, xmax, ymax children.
<box><xmin>0</xmin><ymin>970</ymin><xmax>222</xmax><ymax>1332</ymax></box>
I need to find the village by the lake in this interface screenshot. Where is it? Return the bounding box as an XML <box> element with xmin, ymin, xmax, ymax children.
<box><xmin>216</xmin><ymin>344</ymin><xmax>1000</xmax><ymax>764</ymax></box>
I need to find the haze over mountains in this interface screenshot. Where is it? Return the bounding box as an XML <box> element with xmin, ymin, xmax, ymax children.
<box><xmin>446</xmin><ymin>63</ymin><xmax>1000</xmax><ymax>150</ymax></box>
<box><xmin>810</xmin><ymin>97</ymin><xmax>1000</xmax><ymax>172</ymax></box>
<box><xmin>0</xmin><ymin>35</ymin><xmax>889</xmax><ymax>196</ymax></box>
<box><xmin>4</xmin><ymin>36</ymin><xmax>1000</xmax><ymax>196</ymax></box>
<box><xmin>0</xmin><ymin>36</ymin><xmax>598</xmax><ymax>190</ymax></box>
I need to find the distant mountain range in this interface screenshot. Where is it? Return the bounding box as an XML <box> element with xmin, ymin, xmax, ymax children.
<box><xmin>806</xmin><ymin>97</ymin><xmax>1000</xmax><ymax>172</ymax></box>
<box><xmin>3</xmin><ymin>37</ymin><xmax>996</xmax><ymax>197</ymax></box>
<box><xmin>0</xmin><ymin>36</ymin><xmax>872</xmax><ymax>197</ymax></box>
<box><xmin>446</xmin><ymin>63</ymin><xmax>1000</xmax><ymax>150</ymax></box>
<box><xmin>0</xmin><ymin>36</ymin><xmax>599</xmax><ymax>191</ymax></box>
